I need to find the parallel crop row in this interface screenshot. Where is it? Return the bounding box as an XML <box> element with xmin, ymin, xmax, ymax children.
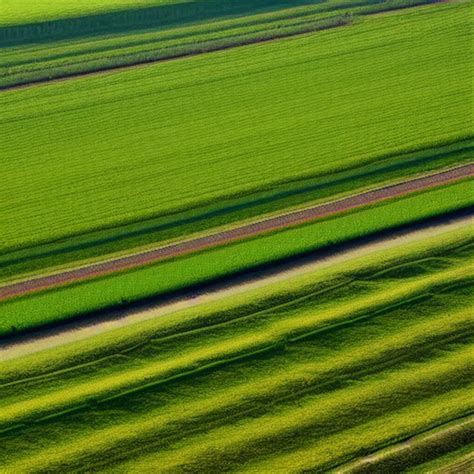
<box><xmin>0</xmin><ymin>180</ymin><xmax>471</xmax><ymax>337</ymax></box>
<box><xmin>0</xmin><ymin>226</ymin><xmax>472</xmax><ymax>471</ymax></box>
<box><xmin>0</xmin><ymin>0</ymin><xmax>441</xmax><ymax>44</ymax></box>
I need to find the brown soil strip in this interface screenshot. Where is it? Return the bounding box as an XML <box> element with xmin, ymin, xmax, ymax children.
<box><xmin>0</xmin><ymin>164</ymin><xmax>472</xmax><ymax>303</ymax></box>
<box><xmin>0</xmin><ymin>213</ymin><xmax>471</xmax><ymax>361</ymax></box>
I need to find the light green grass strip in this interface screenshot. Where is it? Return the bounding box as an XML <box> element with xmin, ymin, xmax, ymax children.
<box><xmin>335</xmin><ymin>415</ymin><xmax>474</xmax><ymax>473</ymax></box>
<box><xmin>0</xmin><ymin>226</ymin><xmax>470</xmax><ymax>418</ymax></box>
<box><xmin>0</xmin><ymin>226</ymin><xmax>471</xmax><ymax>470</ymax></box>
<box><xmin>0</xmin><ymin>179</ymin><xmax>471</xmax><ymax>337</ymax></box>
<box><xmin>110</xmin><ymin>349</ymin><xmax>474</xmax><ymax>472</ymax></box>
<box><xmin>1</xmin><ymin>262</ymin><xmax>468</xmax><ymax>428</ymax></box>
<box><xmin>0</xmin><ymin>0</ymin><xmax>176</xmax><ymax>26</ymax></box>
<box><xmin>242</xmin><ymin>387</ymin><xmax>474</xmax><ymax>474</ymax></box>
<box><xmin>0</xmin><ymin>1</ymin><xmax>439</xmax><ymax>87</ymax></box>
<box><xmin>1</xmin><ymin>306</ymin><xmax>469</xmax><ymax>469</ymax></box>
<box><xmin>1</xmin><ymin>223</ymin><xmax>470</xmax><ymax>379</ymax></box>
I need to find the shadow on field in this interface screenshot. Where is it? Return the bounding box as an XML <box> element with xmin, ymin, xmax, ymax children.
<box><xmin>1</xmin><ymin>0</ymin><xmax>330</xmax><ymax>45</ymax></box>
<box><xmin>0</xmin><ymin>0</ymin><xmax>445</xmax><ymax>45</ymax></box>
<box><xmin>0</xmin><ymin>206</ymin><xmax>472</xmax><ymax>349</ymax></box>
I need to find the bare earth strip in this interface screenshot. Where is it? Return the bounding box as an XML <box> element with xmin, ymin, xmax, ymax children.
<box><xmin>0</xmin><ymin>212</ymin><xmax>471</xmax><ymax>361</ymax></box>
<box><xmin>0</xmin><ymin>164</ymin><xmax>472</xmax><ymax>303</ymax></box>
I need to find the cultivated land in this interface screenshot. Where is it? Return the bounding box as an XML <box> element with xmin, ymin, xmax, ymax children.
<box><xmin>0</xmin><ymin>0</ymin><xmax>441</xmax><ymax>88</ymax></box>
<box><xmin>1</xmin><ymin>212</ymin><xmax>470</xmax><ymax>362</ymax></box>
<box><xmin>0</xmin><ymin>226</ymin><xmax>472</xmax><ymax>471</ymax></box>
<box><xmin>0</xmin><ymin>0</ymin><xmax>472</xmax><ymax>471</ymax></box>
<box><xmin>1</xmin><ymin>3</ymin><xmax>471</xmax><ymax>257</ymax></box>
<box><xmin>0</xmin><ymin>177</ymin><xmax>472</xmax><ymax>337</ymax></box>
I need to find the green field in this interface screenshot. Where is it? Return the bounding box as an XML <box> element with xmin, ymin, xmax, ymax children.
<box><xmin>0</xmin><ymin>0</ymin><xmax>439</xmax><ymax>41</ymax></box>
<box><xmin>0</xmin><ymin>0</ymin><xmax>439</xmax><ymax>88</ymax></box>
<box><xmin>0</xmin><ymin>1</ymin><xmax>472</xmax><ymax>471</ymax></box>
<box><xmin>0</xmin><ymin>0</ymin><xmax>175</xmax><ymax>26</ymax></box>
<box><xmin>0</xmin><ymin>225</ymin><xmax>472</xmax><ymax>471</ymax></box>
<box><xmin>0</xmin><ymin>179</ymin><xmax>471</xmax><ymax>337</ymax></box>
<box><xmin>0</xmin><ymin>137</ymin><xmax>470</xmax><ymax>285</ymax></box>
<box><xmin>1</xmin><ymin>2</ymin><xmax>471</xmax><ymax>270</ymax></box>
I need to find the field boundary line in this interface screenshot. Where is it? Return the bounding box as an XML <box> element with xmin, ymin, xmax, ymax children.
<box><xmin>332</xmin><ymin>413</ymin><xmax>474</xmax><ymax>473</ymax></box>
<box><xmin>0</xmin><ymin>213</ymin><xmax>471</xmax><ymax>361</ymax></box>
<box><xmin>0</xmin><ymin>163</ymin><xmax>472</xmax><ymax>302</ymax></box>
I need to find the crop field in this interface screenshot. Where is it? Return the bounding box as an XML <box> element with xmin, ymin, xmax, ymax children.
<box><xmin>0</xmin><ymin>0</ymin><xmax>472</xmax><ymax>472</ymax></box>
<box><xmin>0</xmin><ymin>0</ymin><xmax>440</xmax><ymax>88</ymax></box>
<box><xmin>0</xmin><ymin>226</ymin><xmax>472</xmax><ymax>471</ymax></box>
<box><xmin>0</xmin><ymin>178</ymin><xmax>472</xmax><ymax>336</ymax></box>
<box><xmin>1</xmin><ymin>3</ymin><xmax>471</xmax><ymax>262</ymax></box>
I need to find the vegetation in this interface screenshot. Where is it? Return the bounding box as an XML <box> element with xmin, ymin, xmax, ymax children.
<box><xmin>0</xmin><ymin>226</ymin><xmax>472</xmax><ymax>471</ymax></box>
<box><xmin>0</xmin><ymin>2</ymin><xmax>471</xmax><ymax>276</ymax></box>
<box><xmin>0</xmin><ymin>2</ymin><xmax>472</xmax><ymax>470</ymax></box>
<box><xmin>0</xmin><ymin>0</ymin><xmax>441</xmax><ymax>43</ymax></box>
<box><xmin>0</xmin><ymin>179</ymin><xmax>471</xmax><ymax>337</ymax></box>
<box><xmin>0</xmin><ymin>0</ymin><xmax>441</xmax><ymax>88</ymax></box>
<box><xmin>337</xmin><ymin>416</ymin><xmax>474</xmax><ymax>473</ymax></box>
<box><xmin>0</xmin><ymin>136</ymin><xmax>470</xmax><ymax>284</ymax></box>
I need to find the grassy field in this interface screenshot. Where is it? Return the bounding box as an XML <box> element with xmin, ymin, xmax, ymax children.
<box><xmin>0</xmin><ymin>3</ymin><xmax>471</xmax><ymax>269</ymax></box>
<box><xmin>0</xmin><ymin>179</ymin><xmax>471</xmax><ymax>337</ymax></box>
<box><xmin>0</xmin><ymin>137</ymin><xmax>470</xmax><ymax>285</ymax></box>
<box><xmin>0</xmin><ymin>0</ymin><xmax>440</xmax><ymax>43</ymax></box>
<box><xmin>0</xmin><ymin>0</ymin><xmax>439</xmax><ymax>88</ymax></box>
<box><xmin>0</xmin><ymin>0</ymin><xmax>472</xmax><ymax>471</ymax></box>
<box><xmin>0</xmin><ymin>225</ymin><xmax>472</xmax><ymax>471</ymax></box>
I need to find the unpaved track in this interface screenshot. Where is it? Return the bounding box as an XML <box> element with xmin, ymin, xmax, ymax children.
<box><xmin>0</xmin><ymin>164</ymin><xmax>472</xmax><ymax>302</ymax></box>
<box><xmin>0</xmin><ymin>213</ymin><xmax>471</xmax><ymax>361</ymax></box>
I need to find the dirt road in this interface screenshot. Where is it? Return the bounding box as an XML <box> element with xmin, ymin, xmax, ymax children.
<box><xmin>0</xmin><ymin>163</ymin><xmax>472</xmax><ymax>303</ymax></box>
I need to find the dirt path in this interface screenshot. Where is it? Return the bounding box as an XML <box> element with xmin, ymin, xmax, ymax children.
<box><xmin>0</xmin><ymin>212</ymin><xmax>471</xmax><ymax>361</ymax></box>
<box><xmin>0</xmin><ymin>164</ymin><xmax>472</xmax><ymax>303</ymax></box>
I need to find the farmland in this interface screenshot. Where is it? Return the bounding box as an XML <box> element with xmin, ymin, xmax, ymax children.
<box><xmin>0</xmin><ymin>177</ymin><xmax>472</xmax><ymax>336</ymax></box>
<box><xmin>0</xmin><ymin>225</ymin><xmax>472</xmax><ymax>471</ymax></box>
<box><xmin>0</xmin><ymin>0</ymin><xmax>472</xmax><ymax>472</ymax></box>
<box><xmin>0</xmin><ymin>0</ymin><xmax>441</xmax><ymax>88</ymax></box>
<box><xmin>1</xmin><ymin>2</ymin><xmax>471</xmax><ymax>267</ymax></box>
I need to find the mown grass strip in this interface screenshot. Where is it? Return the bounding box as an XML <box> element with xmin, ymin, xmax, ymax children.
<box><xmin>101</xmin><ymin>349</ymin><xmax>474</xmax><ymax>473</ymax></box>
<box><xmin>0</xmin><ymin>227</ymin><xmax>471</xmax><ymax>470</ymax></box>
<box><xmin>334</xmin><ymin>415</ymin><xmax>474</xmax><ymax>473</ymax></box>
<box><xmin>1</xmin><ymin>223</ymin><xmax>470</xmax><ymax>379</ymax></box>
<box><xmin>241</xmin><ymin>388</ymin><xmax>474</xmax><ymax>474</ymax></box>
<box><xmin>0</xmin><ymin>1</ymin><xmax>445</xmax><ymax>88</ymax></box>
<box><xmin>1</xmin><ymin>316</ymin><xmax>471</xmax><ymax>470</ymax></box>
<box><xmin>0</xmin><ymin>249</ymin><xmax>470</xmax><ymax>433</ymax></box>
<box><xmin>0</xmin><ymin>136</ymin><xmax>470</xmax><ymax>285</ymax></box>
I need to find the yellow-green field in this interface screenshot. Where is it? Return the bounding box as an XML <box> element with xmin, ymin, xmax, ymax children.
<box><xmin>0</xmin><ymin>1</ymin><xmax>472</xmax><ymax>472</ymax></box>
<box><xmin>0</xmin><ymin>225</ymin><xmax>472</xmax><ymax>471</ymax></box>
